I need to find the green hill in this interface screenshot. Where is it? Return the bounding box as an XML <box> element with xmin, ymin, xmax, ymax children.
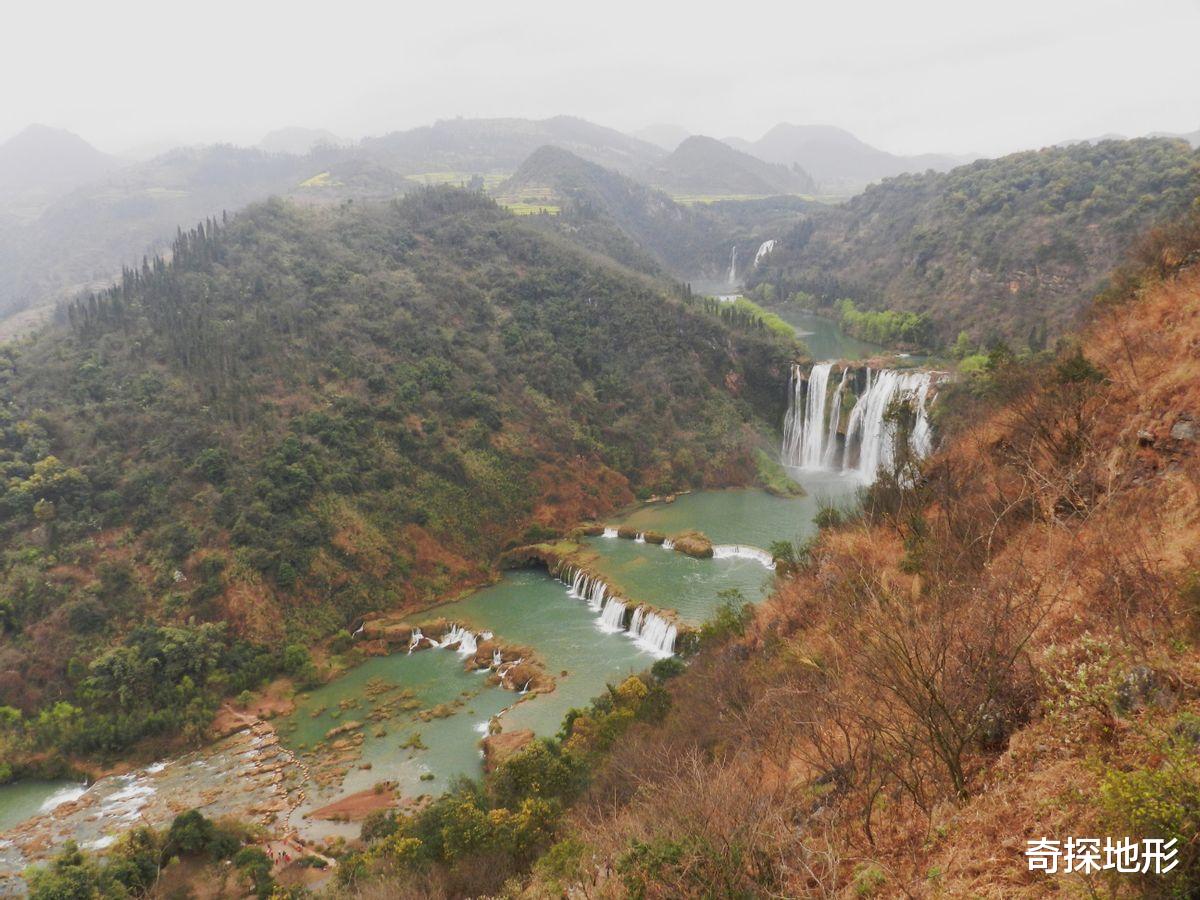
<box><xmin>748</xmin><ymin>138</ymin><xmax>1200</xmax><ymax>343</ymax></box>
<box><xmin>495</xmin><ymin>145</ymin><xmax>730</xmax><ymax>276</ymax></box>
<box><xmin>645</xmin><ymin>135</ymin><xmax>816</xmax><ymax>197</ymax></box>
<box><xmin>0</xmin><ymin>188</ymin><xmax>794</xmax><ymax>759</ymax></box>
<box><xmin>496</xmin><ymin>146</ymin><xmax>826</xmax><ymax>284</ymax></box>
<box><xmin>0</xmin><ymin>144</ymin><xmax>408</xmax><ymax>323</ymax></box>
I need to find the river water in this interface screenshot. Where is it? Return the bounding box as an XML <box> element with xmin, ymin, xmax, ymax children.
<box><xmin>0</xmin><ymin>308</ymin><xmax>881</xmax><ymax>856</ymax></box>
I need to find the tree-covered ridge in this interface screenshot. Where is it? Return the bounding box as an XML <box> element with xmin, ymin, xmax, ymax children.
<box><xmin>496</xmin><ymin>145</ymin><xmax>724</xmax><ymax>277</ymax></box>
<box><xmin>0</xmin><ymin>188</ymin><xmax>794</xmax><ymax>762</ymax></box>
<box><xmin>643</xmin><ymin>135</ymin><xmax>817</xmax><ymax>197</ymax></box>
<box><xmin>749</xmin><ymin>138</ymin><xmax>1200</xmax><ymax>344</ymax></box>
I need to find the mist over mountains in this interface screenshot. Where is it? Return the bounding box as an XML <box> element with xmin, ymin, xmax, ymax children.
<box><xmin>0</xmin><ymin>112</ymin><xmax>1194</xmax><ymax>335</ymax></box>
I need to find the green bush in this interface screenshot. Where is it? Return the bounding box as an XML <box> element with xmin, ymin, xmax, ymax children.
<box><xmin>1099</xmin><ymin>742</ymin><xmax>1200</xmax><ymax>890</ymax></box>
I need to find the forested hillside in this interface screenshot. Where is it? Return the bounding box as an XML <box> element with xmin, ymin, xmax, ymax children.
<box><xmin>497</xmin><ymin>146</ymin><xmax>824</xmax><ymax>282</ymax></box>
<box><xmin>326</xmin><ymin>201</ymin><xmax>1200</xmax><ymax>899</ymax></box>
<box><xmin>0</xmin><ymin>144</ymin><xmax>409</xmax><ymax>324</ymax></box>
<box><xmin>749</xmin><ymin>138</ymin><xmax>1200</xmax><ymax>344</ymax></box>
<box><xmin>0</xmin><ymin>189</ymin><xmax>795</xmax><ymax>766</ymax></box>
<box><xmin>496</xmin><ymin>146</ymin><xmax>725</xmax><ymax>276</ymax></box>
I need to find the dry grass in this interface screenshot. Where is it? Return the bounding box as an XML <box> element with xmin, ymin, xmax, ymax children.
<box><xmin>513</xmin><ymin>262</ymin><xmax>1200</xmax><ymax>897</ymax></box>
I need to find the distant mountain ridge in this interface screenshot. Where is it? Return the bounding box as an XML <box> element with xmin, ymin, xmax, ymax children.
<box><xmin>644</xmin><ymin>135</ymin><xmax>816</xmax><ymax>196</ymax></box>
<box><xmin>259</xmin><ymin>126</ymin><xmax>345</xmax><ymax>155</ymax></box>
<box><xmin>0</xmin><ymin>124</ymin><xmax>121</xmax><ymax>215</ymax></box>
<box><xmin>0</xmin><ymin>115</ymin><xmax>670</xmax><ymax>325</ymax></box>
<box><xmin>361</xmin><ymin>115</ymin><xmax>665</xmax><ymax>175</ymax></box>
<box><xmin>726</xmin><ymin>123</ymin><xmax>973</xmax><ymax>193</ymax></box>
<box><xmin>633</xmin><ymin>123</ymin><xmax>691</xmax><ymax>152</ymax></box>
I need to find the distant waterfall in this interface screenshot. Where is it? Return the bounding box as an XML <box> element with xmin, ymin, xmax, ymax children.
<box><xmin>556</xmin><ymin>563</ymin><xmax>677</xmax><ymax>656</ymax></box>
<box><xmin>753</xmin><ymin>239</ymin><xmax>776</xmax><ymax>266</ymax></box>
<box><xmin>727</xmin><ymin>246</ymin><xmax>738</xmax><ymax>286</ymax></box>
<box><xmin>602</xmin><ymin>527</ymin><xmax>618</xmax><ymax>538</ymax></box>
<box><xmin>712</xmin><ymin>544</ymin><xmax>776</xmax><ymax>570</ymax></box>
<box><xmin>781</xmin><ymin>363</ymin><xmax>937</xmax><ymax>482</ymax></box>
<box><xmin>662</xmin><ymin>538</ymin><xmax>675</xmax><ymax>551</ymax></box>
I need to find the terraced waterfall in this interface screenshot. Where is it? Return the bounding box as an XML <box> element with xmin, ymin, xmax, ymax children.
<box><xmin>0</xmin><ymin>306</ymin><xmax>934</xmax><ymax>864</ymax></box>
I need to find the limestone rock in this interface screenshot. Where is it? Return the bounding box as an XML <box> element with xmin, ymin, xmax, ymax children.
<box><xmin>1171</xmin><ymin>417</ymin><xmax>1197</xmax><ymax>442</ymax></box>
<box><xmin>671</xmin><ymin>530</ymin><xmax>713</xmax><ymax>558</ymax></box>
<box><xmin>482</xmin><ymin>729</ymin><xmax>535</xmax><ymax>772</ymax></box>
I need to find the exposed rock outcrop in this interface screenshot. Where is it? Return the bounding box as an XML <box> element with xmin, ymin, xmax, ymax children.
<box><xmin>482</xmin><ymin>730</ymin><xmax>535</xmax><ymax>772</ymax></box>
<box><xmin>671</xmin><ymin>530</ymin><xmax>714</xmax><ymax>558</ymax></box>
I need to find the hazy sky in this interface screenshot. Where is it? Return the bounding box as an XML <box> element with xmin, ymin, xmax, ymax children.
<box><xmin>4</xmin><ymin>0</ymin><xmax>1198</xmax><ymax>157</ymax></box>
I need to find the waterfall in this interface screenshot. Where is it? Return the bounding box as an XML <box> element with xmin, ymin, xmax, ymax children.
<box><xmin>492</xmin><ymin>648</ymin><xmax>503</xmax><ymax>668</ymax></box>
<box><xmin>712</xmin><ymin>544</ymin><xmax>776</xmax><ymax>570</ymax></box>
<box><xmin>38</xmin><ymin>784</ymin><xmax>89</xmax><ymax>813</ymax></box>
<box><xmin>632</xmin><ymin>611</ymin><xmax>677</xmax><ymax>657</ymax></box>
<box><xmin>753</xmin><ymin>239</ymin><xmax>776</xmax><ymax>266</ymax></box>
<box><xmin>407</xmin><ymin>628</ymin><xmax>424</xmax><ymax>654</ymax></box>
<box><xmin>439</xmin><ymin>624</ymin><xmax>478</xmax><ymax>656</ymax></box>
<box><xmin>822</xmin><ymin>366</ymin><xmax>851</xmax><ymax>469</ymax></box>
<box><xmin>555</xmin><ymin>564</ymin><xmax>677</xmax><ymax>656</ymax></box>
<box><xmin>598</xmin><ymin>598</ymin><xmax>627</xmax><ymax>632</ymax></box>
<box><xmin>781</xmin><ymin>364</ymin><xmax>807</xmax><ymax>466</ymax></box>
<box><xmin>662</xmin><ymin>538</ymin><xmax>675</xmax><ymax>551</ymax></box>
<box><xmin>781</xmin><ymin>362</ymin><xmax>833</xmax><ymax>469</ymax></box>
<box><xmin>634</xmin><ymin>532</ymin><xmax>646</xmax><ymax>543</ymax></box>
<box><xmin>570</xmin><ymin>570</ymin><xmax>586</xmax><ymax>599</ymax></box>
<box><xmin>781</xmin><ymin>363</ymin><xmax>937</xmax><ymax>482</ymax></box>
<box><xmin>800</xmin><ymin>363</ymin><xmax>833</xmax><ymax>468</ymax></box>
<box><xmin>727</xmin><ymin>246</ymin><xmax>738</xmax><ymax>285</ymax></box>
<box><xmin>584</xmin><ymin>576</ymin><xmax>606</xmax><ymax>612</ymax></box>
<box><xmin>844</xmin><ymin>369</ymin><xmax>934</xmax><ymax>482</ymax></box>
<box><xmin>602</xmin><ymin>527</ymin><xmax>618</xmax><ymax>538</ymax></box>
<box><xmin>910</xmin><ymin>377</ymin><xmax>934</xmax><ymax>460</ymax></box>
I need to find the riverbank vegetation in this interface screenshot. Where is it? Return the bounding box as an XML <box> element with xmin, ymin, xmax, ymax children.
<box><xmin>0</xmin><ymin>188</ymin><xmax>797</xmax><ymax>772</ymax></box>
<box><xmin>833</xmin><ymin>298</ymin><xmax>934</xmax><ymax>349</ymax></box>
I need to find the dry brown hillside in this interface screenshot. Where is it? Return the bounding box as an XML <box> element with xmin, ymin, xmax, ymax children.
<box><xmin>528</xmin><ymin>213</ymin><xmax>1200</xmax><ymax>898</ymax></box>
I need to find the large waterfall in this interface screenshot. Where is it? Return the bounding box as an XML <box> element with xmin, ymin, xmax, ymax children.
<box><xmin>753</xmin><ymin>239</ymin><xmax>776</xmax><ymax>266</ymax></box>
<box><xmin>781</xmin><ymin>363</ymin><xmax>937</xmax><ymax>482</ymax></box>
<box><xmin>727</xmin><ymin>246</ymin><xmax>738</xmax><ymax>286</ymax></box>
